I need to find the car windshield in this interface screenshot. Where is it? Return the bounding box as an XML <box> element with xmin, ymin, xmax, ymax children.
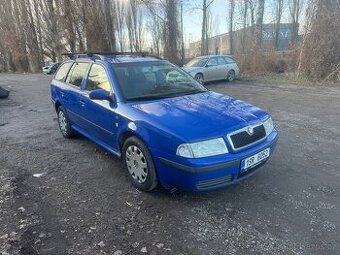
<box><xmin>112</xmin><ymin>61</ymin><xmax>207</xmax><ymax>101</ymax></box>
<box><xmin>185</xmin><ymin>58</ymin><xmax>208</xmax><ymax>67</ymax></box>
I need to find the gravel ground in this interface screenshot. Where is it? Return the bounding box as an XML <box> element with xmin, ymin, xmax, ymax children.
<box><xmin>0</xmin><ymin>74</ymin><xmax>339</xmax><ymax>255</ymax></box>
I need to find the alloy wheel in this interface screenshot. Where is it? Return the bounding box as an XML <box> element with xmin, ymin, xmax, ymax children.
<box><xmin>227</xmin><ymin>70</ymin><xmax>235</xmax><ymax>82</ymax></box>
<box><xmin>195</xmin><ymin>74</ymin><xmax>204</xmax><ymax>83</ymax></box>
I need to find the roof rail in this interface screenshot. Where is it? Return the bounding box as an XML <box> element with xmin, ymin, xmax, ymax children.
<box><xmin>61</xmin><ymin>52</ymin><xmax>163</xmax><ymax>60</ymax></box>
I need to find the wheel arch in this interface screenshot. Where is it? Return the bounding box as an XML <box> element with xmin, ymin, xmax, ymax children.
<box><xmin>195</xmin><ymin>72</ymin><xmax>204</xmax><ymax>78</ymax></box>
<box><xmin>118</xmin><ymin>130</ymin><xmax>148</xmax><ymax>155</ymax></box>
<box><xmin>55</xmin><ymin>100</ymin><xmax>62</xmax><ymax>112</ymax></box>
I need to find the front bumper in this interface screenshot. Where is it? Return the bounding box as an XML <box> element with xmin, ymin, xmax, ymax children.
<box><xmin>153</xmin><ymin>130</ymin><xmax>278</xmax><ymax>191</ymax></box>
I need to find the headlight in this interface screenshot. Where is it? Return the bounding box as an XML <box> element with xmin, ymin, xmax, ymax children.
<box><xmin>176</xmin><ymin>138</ymin><xmax>228</xmax><ymax>158</ymax></box>
<box><xmin>263</xmin><ymin>117</ymin><xmax>274</xmax><ymax>135</ymax></box>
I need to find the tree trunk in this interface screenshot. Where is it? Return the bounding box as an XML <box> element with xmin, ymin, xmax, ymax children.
<box><xmin>275</xmin><ymin>0</ymin><xmax>283</xmax><ymax>50</ymax></box>
<box><xmin>255</xmin><ymin>0</ymin><xmax>265</xmax><ymax>48</ymax></box>
<box><xmin>104</xmin><ymin>0</ymin><xmax>116</xmax><ymax>52</ymax></box>
<box><xmin>201</xmin><ymin>0</ymin><xmax>207</xmax><ymax>55</ymax></box>
<box><xmin>229</xmin><ymin>0</ymin><xmax>235</xmax><ymax>54</ymax></box>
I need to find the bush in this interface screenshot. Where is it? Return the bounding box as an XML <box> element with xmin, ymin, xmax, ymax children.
<box><xmin>235</xmin><ymin>48</ymin><xmax>289</xmax><ymax>76</ymax></box>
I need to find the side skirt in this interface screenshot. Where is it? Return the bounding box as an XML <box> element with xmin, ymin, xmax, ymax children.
<box><xmin>71</xmin><ymin>124</ymin><xmax>121</xmax><ymax>158</ymax></box>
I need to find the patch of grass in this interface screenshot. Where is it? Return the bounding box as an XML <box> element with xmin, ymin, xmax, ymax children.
<box><xmin>240</xmin><ymin>73</ymin><xmax>340</xmax><ymax>87</ymax></box>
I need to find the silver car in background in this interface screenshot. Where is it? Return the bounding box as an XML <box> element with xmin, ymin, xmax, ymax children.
<box><xmin>182</xmin><ymin>55</ymin><xmax>240</xmax><ymax>83</ymax></box>
<box><xmin>42</xmin><ymin>62</ymin><xmax>61</xmax><ymax>75</ymax></box>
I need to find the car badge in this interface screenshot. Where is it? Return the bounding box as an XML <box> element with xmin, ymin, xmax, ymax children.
<box><xmin>246</xmin><ymin>127</ymin><xmax>254</xmax><ymax>136</ymax></box>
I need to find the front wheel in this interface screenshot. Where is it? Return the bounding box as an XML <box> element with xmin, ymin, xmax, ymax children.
<box><xmin>194</xmin><ymin>73</ymin><xmax>204</xmax><ymax>84</ymax></box>
<box><xmin>122</xmin><ymin>136</ymin><xmax>158</xmax><ymax>191</ymax></box>
<box><xmin>226</xmin><ymin>70</ymin><xmax>235</xmax><ymax>82</ymax></box>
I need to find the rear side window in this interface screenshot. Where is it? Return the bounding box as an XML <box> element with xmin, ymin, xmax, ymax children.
<box><xmin>66</xmin><ymin>62</ymin><xmax>89</xmax><ymax>87</ymax></box>
<box><xmin>85</xmin><ymin>64</ymin><xmax>111</xmax><ymax>92</ymax></box>
<box><xmin>54</xmin><ymin>62</ymin><xmax>73</xmax><ymax>81</ymax></box>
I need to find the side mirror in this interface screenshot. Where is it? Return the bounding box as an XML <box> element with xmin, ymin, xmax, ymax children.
<box><xmin>89</xmin><ymin>89</ymin><xmax>113</xmax><ymax>102</ymax></box>
<box><xmin>205</xmin><ymin>63</ymin><xmax>212</xmax><ymax>68</ymax></box>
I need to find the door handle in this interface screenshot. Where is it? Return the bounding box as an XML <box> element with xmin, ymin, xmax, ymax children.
<box><xmin>60</xmin><ymin>91</ymin><xmax>65</xmax><ymax>97</ymax></box>
<box><xmin>80</xmin><ymin>100</ymin><xmax>85</xmax><ymax>107</ymax></box>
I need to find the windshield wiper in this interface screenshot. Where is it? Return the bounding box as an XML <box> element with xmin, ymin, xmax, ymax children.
<box><xmin>126</xmin><ymin>94</ymin><xmax>177</xmax><ymax>101</ymax></box>
<box><xmin>177</xmin><ymin>89</ymin><xmax>207</xmax><ymax>96</ymax></box>
<box><xmin>126</xmin><ymin>90</ymin><xmax>207</xmax><ymax>102</ymax></box>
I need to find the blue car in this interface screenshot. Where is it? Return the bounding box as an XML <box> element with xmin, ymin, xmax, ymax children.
<box><xmin>50</xmin><ymin>53</ymin><xmax>278</xmax><ymax>192</ymax></box>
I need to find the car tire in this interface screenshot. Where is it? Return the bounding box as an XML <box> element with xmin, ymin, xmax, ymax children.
<box><xmin>57</xmin><ymin>106</ymin><xmax>74</xmax><ymax>138</ymax></box>
<box><xmin>122</xmin><ymin>136</ymin><xmax>158</xmax><ymax>191</ymax></box>
<box><xmin>226</xmin><ymin>70</ymin><xmax>235</xmax><ymax>82</ymax></box>
<box><xmin>194</xmin><ymin>73</ymin><xmax>204</xmax><ymax>84</ymax></box>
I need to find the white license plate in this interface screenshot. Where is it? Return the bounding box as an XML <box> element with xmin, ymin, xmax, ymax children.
<box><xmin>241</xmin><ymin>148</ymin><xmax>270</xmax><ymax>172</ymax></box>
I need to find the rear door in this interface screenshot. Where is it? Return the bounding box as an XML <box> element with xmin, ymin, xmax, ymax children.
<box><xmin>51</xmin><ymin>61</ymin><xmax>73</xmax><ymax>107</ymax></box>
<box><xmin>63</xmin><ymin>62</ymin><xmax>90</xmax><ymax>129</ymax></box>
<box><xmin>216</xmin><ymin>57</ymin><xmax>227</xmax><ymax>79</ymax></box>
<box><xmin>224</xmin><ymin>56</ymin><xmax>236</xmax><ymax>72</ymax></box>
<box><xmin>79</xmin><ymin>63</ymin><xmax>118</xmax><ymax>149</ymax></box>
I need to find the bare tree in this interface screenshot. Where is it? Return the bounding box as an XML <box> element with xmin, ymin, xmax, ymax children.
<box><xmin>298</xmin><ymin>0</ymin><xmax>340</xmax><ymax>81</ymax></box>
<box><xmin>201</xmin><ymin>0</ymin><xmax>215</xmax><ymax>55</ymax></box>
<box><xmin>289</xmin><ymin>0</ymin><xmax>304</xmax><ymax>45</ymax></box>
<box><xmin>249</xmin><ymin>0</ymin><xmax>257</xmax><ymax>29</ymax></box>
<box><xmin>126</xmin><ymin>0</ymin><xmax>144</xmax><ymax>52</ymax></box>
<box><xmin>274</xmin><ymin>0</ymin><xmax>284</xmax><ymax>50</ymax></box>
<box><xmin>103</xmin><ymin>0</ymin><xmax>117</xmax><ymax>52</ymax></box>
<box><xmin>228</xmin><ymin>0</ymin><xmax>235</xmax><ymax>54</ymax></box>
<box><xmin>116</xmin><ymin>0</ymin><xmax>126</xmax><ymax>52</ymax></box>
<box><xmin>255</xmin><ymin>0</ymin><xmax>265</xmax><ymax>48</ymax></box>
<box><xmin>164</xmin><ymin>0</ymin><xmax>180</xmax><ymax>63</ymax></box>
<box><xmin>239</xmin><ymin>0</ymin><xmax>249</xmax><ymax>52</ymax></box>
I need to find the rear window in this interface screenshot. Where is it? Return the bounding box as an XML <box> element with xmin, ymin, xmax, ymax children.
<box><xmin>66</xmin><ymin>62</ymin><xmax>89</xmax><ymax>87</ymax></box>
<box><xmin>54</xmin><ymin>62</ymin><xmax>73</xmax><ymax>81</ymax></box>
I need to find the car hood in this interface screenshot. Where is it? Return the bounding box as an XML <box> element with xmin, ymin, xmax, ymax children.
<box><xmin>131</xmin><ymin>91</ymin><xmax>268</xmax><ymax>141</ymax></box>
<box><xmin>182</xmin><ymin>66</ymin><xmax>202</xmax><ymax>74</ymax></box>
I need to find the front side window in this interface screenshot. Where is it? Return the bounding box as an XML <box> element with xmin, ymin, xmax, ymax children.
<box><xmin>185</xmin><ymin>58</ymin><xmax>208</xmax><ymax>67</ymax></box>
<box><xmin>112</xmin><ymin>61</ymin><xmax>207</xmax><ymax>101</ymax></box>
<box><xmin>207</xmin><ymin>58</ymin><xmax>218</xmax><ymax>66</ymax></box>
<box><xmin>66</xmin><ymin>62</ymin><xmax>89</xmax><ymax>87</ymax></box>
<box><xmin>217</xmin><ymin>57</ymin><xmax>226</xmax><ymax>65</ymax></box>
<box><xmin>85</xmin><ymin>64</ymin><xmax>111</xmax><ymax>92</ymax></box>
<box><xmin>54</xmin><ymin>62</ymin><xmax>73</xmax><ymax>81</ymax></box>
<box><xmin>224</xmin><ymin>57</ymin><xmax>235</xmax><ymax>64</ymax></box>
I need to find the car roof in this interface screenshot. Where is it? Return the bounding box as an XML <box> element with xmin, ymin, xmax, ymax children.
<box><xmin>62</xmin><ymin>52</ymin><xmax>164</xmax><ymax>64</ymax></box>
<box><xmin>196</xmin><ymin>54</ymin><xmax>234</xmax><ymax>58</ymax></box>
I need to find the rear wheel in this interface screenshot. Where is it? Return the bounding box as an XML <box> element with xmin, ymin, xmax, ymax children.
<box><xmin>57</xmin><ymin>106</ymin><xmax>74</xmax><ymax>138</ymax></box>
<box><xmin>194</xmin><ymin>73</ymin><xmax>204</xmax><ymax>84</ymax></box>
<box><xmin>122</xmin><ymin>136</ymin><xmax>158</xmax><ymax>191</ymax></box>
<box><xmin>226</xmin><ymin>70</ymin><xmax>235</xmax><ymax>82</ymax></box>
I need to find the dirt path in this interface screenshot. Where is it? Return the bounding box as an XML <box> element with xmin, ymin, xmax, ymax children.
<box><xmin>0</xmin><ymin>74</ymin><xmax>339</xmax><ymax>254</ymax></box>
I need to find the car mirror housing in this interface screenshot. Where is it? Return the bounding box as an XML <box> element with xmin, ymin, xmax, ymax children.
<box><xmin>89</xmin><ymin>89</ymin><xmax>114</xmax><ymax>102</ymax></box>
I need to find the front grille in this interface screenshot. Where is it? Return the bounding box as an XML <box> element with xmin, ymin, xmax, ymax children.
<box><xmin>196</xmin><ymin>174</ymin><xmax>233</xmax><ymax>190</ymax></box>
<box><xmin>229</xmin><ymin>124</ymin><xmax>266</xmax><ymax>150</ymax></box>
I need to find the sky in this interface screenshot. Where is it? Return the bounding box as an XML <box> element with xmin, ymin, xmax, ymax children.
<box><xmin>182</xmin><ymin>0</ymin><xmax>304</xmax><ymax>44</ymax></box>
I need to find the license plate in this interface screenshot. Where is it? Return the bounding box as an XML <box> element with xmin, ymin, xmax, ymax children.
<box><xmin>241</xmin><ymin>148</ymin><xmax>270</xmax><ymax>172</ymax></box>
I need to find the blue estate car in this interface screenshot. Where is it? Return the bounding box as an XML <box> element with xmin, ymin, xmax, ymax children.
<box><xmin>51</xmin><ymin>53</ymin><xmax>278</xmax><ymax>192</ymax></box>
